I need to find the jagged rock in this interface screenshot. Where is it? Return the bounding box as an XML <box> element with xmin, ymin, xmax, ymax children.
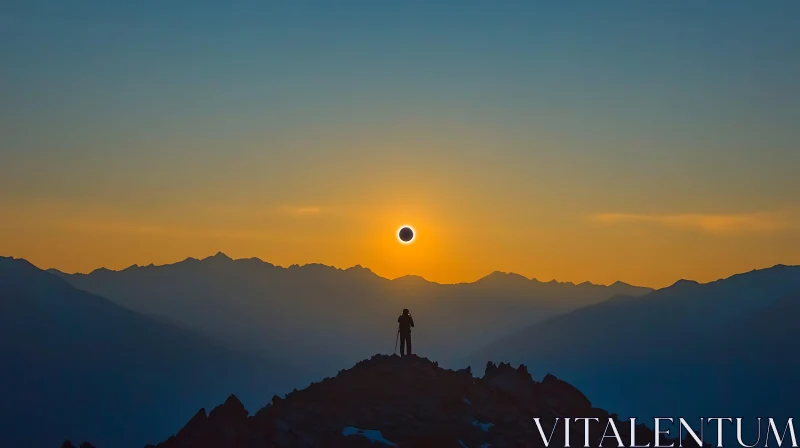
<box><xmin>153</xmin><ymin>395</ymin><xmax>249</xmax><ymax>447</ymax></box>
<box><xmin>541</xmin><ymin>373</ymin><xmax>592</xmax><ymax>412</ymax></box>
<box><xmin>483</xmin><ymin>360</ymin><xmax>535</xmax><ymax>403</ymax></box>
<box><xmin>175</xmin><ymin>408</ymin><xmax>207</xmax><ymax>439</ymax></box>
<box><xmin>208</xmin><ymin>395</ymin><xmax>248</xmax><ymax>422</ymax></box>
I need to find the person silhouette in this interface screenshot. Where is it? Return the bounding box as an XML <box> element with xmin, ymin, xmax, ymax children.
<box><xmin>397</xmin><ymin>308</ymin><xmax>414</xmax><ymax>357</ymax></box>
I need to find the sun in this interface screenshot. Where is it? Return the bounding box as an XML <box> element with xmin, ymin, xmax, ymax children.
<box><xmin>397</xmin><ymin>225</ymin><xmax>415</xmax><ymax>244</ymax></box>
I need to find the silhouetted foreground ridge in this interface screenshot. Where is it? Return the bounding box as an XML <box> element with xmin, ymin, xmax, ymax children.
<box><xmin>136</xmin><ymin>355</ymin><xmax>698</xmax><ymax>448</ymax></box>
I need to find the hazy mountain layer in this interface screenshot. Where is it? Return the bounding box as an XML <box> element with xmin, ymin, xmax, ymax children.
<box><xmin>0</xmin><ymin>257</ymin><xmax>295</xmax><ymax>448</ymax></box>
<box><xmin>53</xmin><ymin>253</ymin><xmax>651</xmax><ymax>374</ymax></box>
<box><xmin>466</xmin><ymin>264</ymin><xmax>800</xmax><ymax>431</ymax></box>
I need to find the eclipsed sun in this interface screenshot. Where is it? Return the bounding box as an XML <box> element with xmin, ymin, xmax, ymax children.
<box><xmin>397</xmin><ymin>226</ymin><xmax>415</xmax><ymax>244</ymax></box>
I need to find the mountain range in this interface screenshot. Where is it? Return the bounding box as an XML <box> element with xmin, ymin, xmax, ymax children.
<box><xmin>0</xmin><ymin>256</ymin><xmax>294</xmax><ymax>448</ymax></box>
<box><xmin>465</xmin><ymin>264</ymin><xmax>800</xmax><ymax>433</ymax></box>
<box><xmin>5</xmin><ymin>252</ymin><xmax>800</xmax><ymax>446</ymax></box>
<box><xmin>51</xmin><ymin>252</ymin><xmax>651</xmax><ymax>375</ymax></box>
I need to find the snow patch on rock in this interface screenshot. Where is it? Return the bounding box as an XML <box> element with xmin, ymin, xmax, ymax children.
<box><xmin>342</xmin><ymin>426</ymin><xmax>397</xmax><ymax>446</ymax></box>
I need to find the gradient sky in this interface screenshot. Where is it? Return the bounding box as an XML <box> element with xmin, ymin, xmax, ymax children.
<box><xmin>2</xmin><ymin>1</ymin><xmax>799</xmax><ymax>288</ymax></box>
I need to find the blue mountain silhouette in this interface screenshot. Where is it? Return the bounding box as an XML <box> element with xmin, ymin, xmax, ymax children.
<box><xmin>52</xmin><ymin>253</ymin><xmax>651</xmax><ymax>374</ymax></box>
<box><xmin>466</xmin><ymin>264</ymin><xmax>800</xmax><ymax>436</ymax></box>
<box><xmin>0</xmin><ymin>256</ymin><xmax>292</xmax><ymax>448</ymax></box>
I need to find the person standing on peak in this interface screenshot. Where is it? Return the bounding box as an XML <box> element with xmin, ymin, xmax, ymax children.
<box><xmin>397</xmin><ymin>308</ymin><xmax>414</xmax><ymax>357</ymax></box>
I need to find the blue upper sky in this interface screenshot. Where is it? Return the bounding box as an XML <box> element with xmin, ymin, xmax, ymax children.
<box><xmin>1</xmin><ymin>1</ymin><xmax>799</xmax><ymax>286</ymax></box>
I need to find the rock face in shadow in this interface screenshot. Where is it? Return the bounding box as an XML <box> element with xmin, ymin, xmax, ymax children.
<box><xmin>145</xmin><ymin>355</ymin><xmax>704</xmax><ymax>448</ymax></box>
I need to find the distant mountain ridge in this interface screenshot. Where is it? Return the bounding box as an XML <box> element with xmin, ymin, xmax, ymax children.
<box><xmin>50</xmin><ymin>252</ymin><xmax>652</xmax><ymax>375</ymax></box>
<box><xmin>51</xmin><ymin>251</ymin><xmax>645</xmax><ymax>289</ymax></box>
<box><xmin>465</xmin><ymin>263</ymin><xmax>800</xmax><ymax>434</ymax></box>
<box><xmin>0</xmin><ymin>256</ymin><xmax>295</xmax><ymax>448</ymax></box>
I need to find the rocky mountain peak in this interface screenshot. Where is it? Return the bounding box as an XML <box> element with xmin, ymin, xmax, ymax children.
<box><xmin>143</xmin><ymin>354</ymin><xmax>701</xmax><ymax>448</ymax></box>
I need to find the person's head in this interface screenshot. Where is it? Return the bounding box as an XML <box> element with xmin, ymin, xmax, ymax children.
<box><xmin>403</xmin><ymin>308</ymin><xmax>409</xmax><ymax>315</ymax></box>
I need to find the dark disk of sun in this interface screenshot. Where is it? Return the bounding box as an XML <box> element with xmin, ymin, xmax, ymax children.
<box><xmin>398</xmin><ymin>226</ymin><xmax>414</xmax><ymax>243</ymax></box>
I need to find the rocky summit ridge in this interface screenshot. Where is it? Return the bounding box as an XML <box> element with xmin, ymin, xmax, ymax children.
<box><xmin>126</xmin><ymin>354</ymin><xmax>702</xmax><ymax>448</ymax></box>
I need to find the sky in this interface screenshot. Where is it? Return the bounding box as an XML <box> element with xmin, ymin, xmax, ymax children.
<box><xmin>1</xmin><ymin>1</ymin><xmax>799</xmax><ymax>288</ymax></box>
